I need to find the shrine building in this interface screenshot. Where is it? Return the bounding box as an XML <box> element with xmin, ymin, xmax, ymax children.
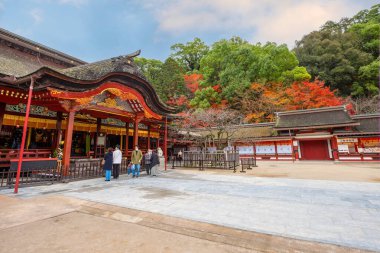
<box><xmin>0</xmin><ymin>27</ymin><xmax>175</xmax><ymax>172</ymax></box>
<box><xmin>182</xmin><ymin>106</ymin><xmax>379</xmax><ymax>161</ymax></box>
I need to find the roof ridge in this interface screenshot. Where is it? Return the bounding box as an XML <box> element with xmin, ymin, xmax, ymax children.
<box><xmin>61</xmin><ymin>51</ymin><xmax>141</xmax><ymax>72</ymax></box>
<box><xmin>276</xmin><ymin>105</ymin><xmax>347</xmax><ymax>116</ymax></box>
<box><xmin>351</xmin><ymin>113</ymin><xmax>380</xmax><ymax>119</ymax></box>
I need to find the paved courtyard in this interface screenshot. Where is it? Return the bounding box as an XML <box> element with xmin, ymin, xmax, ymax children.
<box><xmin>1</xmin><ymin>165</ymin><xmax>380</xmax><ymax>252</ymax></box>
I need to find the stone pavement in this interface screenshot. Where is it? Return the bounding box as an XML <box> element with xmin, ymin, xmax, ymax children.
<box><xmin>2</xmin><ymin>168</ymin><xmax>380</xmax><ymax>252</ymax></box>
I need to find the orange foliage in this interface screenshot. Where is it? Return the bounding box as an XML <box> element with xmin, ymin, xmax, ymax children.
<box><xmin>166</xmin><ymin>95</ymin><xmax>189</xmax><ymax>107</ymax></box>
<box><xmin>184</xmin><ymin>73</ymin><xmax>203</xmax><ymax>93</ymax></box>
<box><xmin>285</xmin><ymin>80</ymin><xmax>343</xmax><ymax>110</ymax></box>
<box><xmin>212</xmin><ymin>84</ymin><xmax>222</xmax><ymax>92</ymax></box>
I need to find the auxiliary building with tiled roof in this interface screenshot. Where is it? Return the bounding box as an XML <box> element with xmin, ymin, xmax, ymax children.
<box><xmin>180</xmin><ymin>106</ymin><xmax>379</xmax><ymax>161</ymax></box>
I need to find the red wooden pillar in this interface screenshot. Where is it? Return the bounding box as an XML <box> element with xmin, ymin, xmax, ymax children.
<box><xmin>330</xmin><ymin>136</ymin><xmax>339</xmax><ymax>160</ymax></box>
<box><xmin>253</xmin><ymin>143</ymin><xmax>256</xmax><ymax>159</ymax></box>
<box><xmin>55</xmin><ymin>112</ymin><xmax>63</xmax><ymax>149</ymax></box>
<box><xmin>274</xmin><ymin>141</ymin><xmax>278</xmax><ymax>160</ymax></box>
<box><xmin>147</xmin><ymin>125</ymin><xmax>151</xmax><ymax>149</ymax></box>
<box><xmin>0</xmin><ymin>102</ymin><xmax>6</xmax><ymax>132</ymax></box>
<box><xmin>14</xmin><ymin>78</ymin><xmax>34</xmax><ymax>194</ymax></box>
<box><xmin>164</xmin><ymin>116</ymin><xmax>168</xmax><ymax>170</ymax></box>
<box><xmin>63</xmin><ymin>110</ymin><xmax>75</xmax><ymax>176</ymax></box>
<box><xmin>125</xmin><ymin>122</ymin><xmax>129</xmax><ymax>157</ymax></box>
<box><xmin>133</xmin><ymin>116</ymin><xmax>139</xmax><ymax>147</ymax></box>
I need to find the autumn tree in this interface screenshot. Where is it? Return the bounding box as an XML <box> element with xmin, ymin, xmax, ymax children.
<box><xmin>174</xmin><ymin>108</ymin><xmax>243</xmax><ymax>150</ymax></box>
<box><xmin>285</xmin><ymin>80</ymin><xmax>344</xmax><ymax>110</ymax></box>
<box><xmin>194</xmin><ymin>37</ymin><xmax>310</xmax><ymax>108</ymax></box>
<box><xmin>241</xmin><ymin>83</ymin><xmax>288</xmax><ymax>123</ymax></box>
<box><xmin>184</xmin><ymin>73</ymin><xmax>203</xmax><ymax>94</ymax></box>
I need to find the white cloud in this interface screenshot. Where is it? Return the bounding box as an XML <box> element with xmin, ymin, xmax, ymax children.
<box><xmin>140</xmin><ymin>0</ymin><xmax>370</xmax><ymax>47</ymax></box>
<box><xmin>30</xmin><ymin>8</ymin><xmax>43</xmax><ymax>24</ymax></box>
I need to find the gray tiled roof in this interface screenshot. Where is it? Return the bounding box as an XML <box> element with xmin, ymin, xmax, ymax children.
<box><xmin>58</xmin><ymin>52</ymin><xmax>146</xmax><ymax>81</ymax></box>
<box><xmin>275</xmin><ymin>106</ymin><xmax>357</xmax><ymax>129</ymax></box>
<box><xmin>0</xmin><ymin>44</ymin><xmax>54</xmax><ymax>77</ymax></box>
<box><xmin>352</xmin><ymin>114</ymin><xmax>380</xmax><ymax>133</ymax></box>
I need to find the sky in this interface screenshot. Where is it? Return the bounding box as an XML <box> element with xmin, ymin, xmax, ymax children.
<box><xmin>0</xmin><ymin>0</ymin><xmax>377</xmax><ymax>63</ymax></box>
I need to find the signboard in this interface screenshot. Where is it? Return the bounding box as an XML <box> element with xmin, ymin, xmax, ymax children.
<box><xmin>277</xmin><ymin>145</ymin><xmax>292</xmax><ymax>154</ymax></box>
<box><xmin>337</xmin><ymin>138</ymin><xmax>358</xmax><ymax>143</ymax></box>
<box><xmin>338</xmin><ymin>144</ymin><xmax>349</xmax><ymax>153</ymax></box>
<box><xmin>97</xmin><ymin>136</ymin><xmax>105</xmax><ymax>146</ymax></box>
<box><xmin>236</xmin><ymin>146</ymin><xmax>253</xmax><ymax>155</ymax></box>
<box><xmin>256</xmin><ymin>145</ymin><xmax>275</xmax><ymax>154</ymax></box>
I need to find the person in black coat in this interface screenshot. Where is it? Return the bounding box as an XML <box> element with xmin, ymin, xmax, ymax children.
<box><xmin>103</xmin><ymin>148</ymin><xmax>113</xmax><ymax>181</ymax></box>
<box><xmin>150</xmin><ymin>150</ymin><xmax>160</xmax><ymax>176</ymax></box>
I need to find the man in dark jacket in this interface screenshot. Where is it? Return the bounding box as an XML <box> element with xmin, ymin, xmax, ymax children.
<box><xmin>150</xmin><ymin>150</ymin><xmax>160</xmax><ymax>176</ymax></box>
<box><xmin>103</xmin><ymin>148</ymin><xmax>113</xmax><ymax>181</ymax></box>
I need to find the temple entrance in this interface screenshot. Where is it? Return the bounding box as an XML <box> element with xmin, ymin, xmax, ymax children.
<box><xmin>106</xmin><ymin>134</ymin><xmax>121</xmax><ymax>149</ymax></box>
<box><xmin>299</xmin><ymin>140</ymin><xmax>330</xmax><ymax>160</ymax></box>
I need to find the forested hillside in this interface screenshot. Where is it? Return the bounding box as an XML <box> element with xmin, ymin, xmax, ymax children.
<box><xmin>136</xmin><ymin>4</ymin><xmax>379</xmax><ymax>122</ymax></box>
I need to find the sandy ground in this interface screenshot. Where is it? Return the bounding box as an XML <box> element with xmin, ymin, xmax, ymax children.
<box><xmin>175</xmin><ymin>161</ymin><xmax>380</xmax><ymax>182</ymax></box>
<box><xmin>0</xmin><ymin>194</ymin><xmax>376</xmax><ymax>253</ymax></box>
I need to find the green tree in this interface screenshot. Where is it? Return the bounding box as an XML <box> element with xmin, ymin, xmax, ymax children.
<box><xmin>170</xmin><ymin>38</ymin><xmax>209</xmax><ymax>72</ymax></box>
<box><xmin>189</xmin><ymin>87</ymin><xmax>220</xmax><ymax>109</ymax></box>
<box><xmin>197</xmin><ymin>37</ymin><xmax>307</xmax><ymax>106</ymax></box>
<box><xmin>135</xmin><ymin>57</ymin><xmax>187</xmax><ymax>103</ymax></box>
<box><xmin>352</xmin><ymin>59</ymin><xmax>380</xmax><ymax>96</ymax></box>
<box><xmin>294</xmin><ymin>4</ymin><xmax>379</xmax><ymax>97</ymax></box>
<box><xmin>135</xmin><ymin>57</ymin><xmax>163</xmax><ymax>85</ymax></box>
<box><xmin>280</xmin><ymin>66</ymin><xmax>311</xmax><ymax>84</ymax></box>
<box><xmin>155</xmin><ymin>58</ymin><xmax>187</xmax><ymax>102</ymax></box>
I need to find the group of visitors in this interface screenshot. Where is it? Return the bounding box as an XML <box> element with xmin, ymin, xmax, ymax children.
<box><xmin>102</xmin><ymin>145</ymin><xmax>160</xmax><ymax>181</ymax></box>
<box><xmin>103</xmin><ymin>144</ymin><xmax>122</xmax><ymax>181</ymax></box>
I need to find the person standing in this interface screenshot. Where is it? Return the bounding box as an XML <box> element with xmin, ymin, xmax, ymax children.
<box><xmin>177</xmin><ymin>150</ymin><xmax>183</xmax><ymax>161</ymax></box>
<box><xmin>131</xmin><ymin>145</ymin><xmax>142</xmax><ymax>178</ymax></box>
<box><xmin>144</xmin><ymin>149</ymin><xmax>152</xmax><ymax>175</ymax></box>
<box><xmin>112</xmin><ymin>145</ymin><xmax>122</xmax><ymax>179</ymax></box>
<box><xmin>150</xmin><ymin>149</ymin><xmax>160</xmax><ymax>176</ymax></box>
<box><xmin>103</xmin><ymin>147</ymin><xmax>113</xmax><ymax>181</ymax></box>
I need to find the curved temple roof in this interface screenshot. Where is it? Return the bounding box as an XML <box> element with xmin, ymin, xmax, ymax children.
<box><xmin>0</xmin><ymin>50</ymin><xmax>176</xmax><ymax>118</ymax></box>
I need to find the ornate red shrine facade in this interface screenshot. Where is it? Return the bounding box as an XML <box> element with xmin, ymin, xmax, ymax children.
<box><xmin>0</xmin><ymin>28</ymin><xmax>175</xmax><ymax>177</ymax></box>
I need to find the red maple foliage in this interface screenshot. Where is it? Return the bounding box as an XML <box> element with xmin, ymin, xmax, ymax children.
<box><xmin>184</xmin><ymin>73</ymin><xmax>203</xmax><ymax>93</ymax></box>
<box><xmin>285</xmin><ymin>80</ymin><xmax>344</xmax><ymax>110</ymax></box>
<box><xmin>166</xmin><ymin>95</ymin><xmax>189</xmax><ymax>108</ymax></box>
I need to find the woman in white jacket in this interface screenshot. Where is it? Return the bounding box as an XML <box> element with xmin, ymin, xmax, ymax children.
<box><xmin>112</xmin><ymin>145</ymin><xmax>122</xmax><ymax>179</ymax></box>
